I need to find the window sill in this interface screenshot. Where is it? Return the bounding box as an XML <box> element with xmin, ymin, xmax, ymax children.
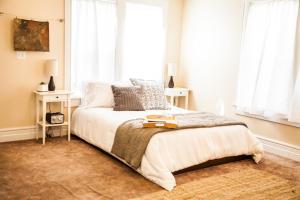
<box><xmin>236</xmin><ymin>111</ymin><xmax>300</xmax><ymax>128</ymax></box>
<box><xmin>70</xmin><ymin>94</ymin><xmax>81</xmax><ymax>100</ymax></box>
<box><xmin>69</xmin><ymin>94</ymin><xmax>81</xmax><ymax>107</ymax></box>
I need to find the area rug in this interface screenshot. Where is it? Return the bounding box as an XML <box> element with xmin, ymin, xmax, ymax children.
<box><xmin>132</xmin><ymin>168</ymin><xmax>300</xmax><ymax>200</ymax></box>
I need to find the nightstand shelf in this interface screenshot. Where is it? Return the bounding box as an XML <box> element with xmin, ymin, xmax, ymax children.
<box><xmin>38</xmin><ymin>121</ymin><xmax>69</xmax><ymax>127</ymax></box>
<box><xmin>34</xmin><ymin>90</ymin><xmax>72</xmax><ymax>145</ymax></box>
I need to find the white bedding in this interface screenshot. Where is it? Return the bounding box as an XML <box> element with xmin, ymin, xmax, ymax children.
<box><xmin>71</xmin><ymin>107</ymin><xmax>264</xmax><ymax>190</ymax></box>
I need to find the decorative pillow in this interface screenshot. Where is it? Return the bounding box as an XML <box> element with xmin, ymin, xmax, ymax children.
<box><xmin>81</xmin><ymin>81</ymin><xmax>115</xmax><ymax>108</ymax></box>
<box><xmin>111</xmin><ymin>85</ymin><xmax>145</xmax><ymax>111</ymax></box>
<box><xmin>130</xmin><ymin>78</ymin><xmax>169</xmax><ymax>110</ymax></box>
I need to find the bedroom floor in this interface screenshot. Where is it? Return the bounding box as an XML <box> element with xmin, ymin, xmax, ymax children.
<box><xmin>0</xmin><ymin>137</ymin><xmax>299</xmax><ymax>200</ymax></box>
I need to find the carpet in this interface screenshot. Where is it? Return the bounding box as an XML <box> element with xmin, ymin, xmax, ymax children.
<box><xmin>0</xmin><ymin>137</ymin><xmax>299</xmax><ymax>199</ymax></box>
<box><xmin>132</xmin><ymin>168</ymin><xmax>300</xmax><ymax>200</ymax></box>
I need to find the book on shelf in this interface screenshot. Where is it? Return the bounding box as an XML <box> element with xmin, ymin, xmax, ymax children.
<box><xmin>143</xmin><ymin>114</ymin><xmax>178</xmax><ymax>129</ymax></box>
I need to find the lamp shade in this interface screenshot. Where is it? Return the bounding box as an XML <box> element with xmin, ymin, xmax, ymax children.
<box><xmin>167</xmin><ymin>63</ymin><xmax>176</xmax><ymax>77</ymax></box>
<box><xmin>45</xmin><ymin>59</ymin><xmax>58</xmax><ymax>77</ymax></box>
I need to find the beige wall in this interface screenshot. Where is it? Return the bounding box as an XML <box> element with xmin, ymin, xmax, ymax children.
<box><xmin>165</xmin><ymin>0</ymin><xmax>183</xmax><ymax>82</ymax></box>
<box><xmin>0</xmin><ymin>0</ymin><xmax>65</xmax><ymax>128</ymax></box>
<box><xmin>179</xmin><ymin>0</ymin><xmax>300</xmax><ymax>147</ymax></box>
<box><xmin>0</xmin><ymin>0</ymin><xmax>183</xmax><ymax>129</ymax></box>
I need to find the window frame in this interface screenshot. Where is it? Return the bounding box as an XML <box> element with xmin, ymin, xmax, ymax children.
<box><xmin>235</xmin><ymin>110</ymin><xmax>300</xmax><ymax>128</ymax></box>
<box><xmin>65</xmin><ymin>0</ymin><xmax>71</xmax><ymax>92</ymax></box>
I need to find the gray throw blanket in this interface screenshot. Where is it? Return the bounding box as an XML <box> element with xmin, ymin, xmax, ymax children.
<box><xmin>111</xmin><ymin>112</ymin><xmax>247</xmax><ymax>169</ymax></box>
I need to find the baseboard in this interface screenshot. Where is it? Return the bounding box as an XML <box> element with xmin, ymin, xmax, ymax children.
<box><xmin>0</xmin><ymin>126</ymin><xmax>67</xmax><ymax>143</ymax></box>
<box><xmin>255</xmin><ymin>135</ymin><xmax>300</xmax><ymax>162</ymax></box>
<box><xmin>0</xmin><ymin>126</ymin><xmax>36</xmax><ymax>143</ymax></box>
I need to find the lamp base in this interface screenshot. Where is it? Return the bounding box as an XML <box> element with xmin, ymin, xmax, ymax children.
<box><xmin>168</xmin><ymin>76</ymin><xmax>174</xmax><ymax>88</ymax></box>
<box><xmin>48</xmin><ymin>76</ymin><xmax>55</xmax><ymax>91</ymax></box>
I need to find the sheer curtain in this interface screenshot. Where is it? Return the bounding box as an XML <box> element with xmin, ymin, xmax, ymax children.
<box><xmin>120</xmin><ymin>1</ymin><xmax>166</xmax><ymax>81</ymax></box>
<box><xmin>71</xmin><ymin>0</ymin><xmax>117</xmax><ymax>94</ymax></box>
<box><xmin>236</xmin><ymin>0</ymin><xmax>299</xmax><ymax>122</ymax></box>
<box><xmin>71</xmin><ymin>0</ymin><xmax>166</xmax><ymax>91</ymax></box>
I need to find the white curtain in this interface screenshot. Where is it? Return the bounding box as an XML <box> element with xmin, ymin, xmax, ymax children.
<box><xmin>236</xmin><ymin>0</ymin><xmax>299</xmax><ymax>122</ymax></box>
<box><xmin>71</xmin><ymin>0</ymin><xmax>166</xmax><ymax>92</ymax></box>
<box><xmin>71</xmin><ymin>0</ymin><xmax>117</xmax><ymax>94</ymax></box>
<box><xmin>121</xmin><ymin>1</ymin><xmax>166</xmax><ymax>81</ymax></box>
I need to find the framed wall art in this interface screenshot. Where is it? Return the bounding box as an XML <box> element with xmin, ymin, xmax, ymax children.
<box><xmin>13</xmin><ymin>18</ymin><xmax>49</xmax><ymax>51</ymax></box>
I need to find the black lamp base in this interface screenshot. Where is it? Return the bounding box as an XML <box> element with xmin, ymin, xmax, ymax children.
<box><xmin>48</xmin><ymin>76</ymin><xmax>55</xmax><ymax>91</ymax></box>
<box><xmin>168</xmin><ymin>76</ymin><xmax>174</xmax><ymax>88</ymax></box>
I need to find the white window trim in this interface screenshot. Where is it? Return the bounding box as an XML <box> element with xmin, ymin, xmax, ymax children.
<box><xmin>65</xmin><ymin>0</ymin><xmax>81</xmax><ymax>105</ymax></box>
<box><xmin>64</xmin><ymin>0</ymin><xmax>71</xmax><ymax>91</ymax></box>
<box><xmin>235</xmin><ymin>110</ymin><xmax>300</xmax><ymax>128</ymax></box>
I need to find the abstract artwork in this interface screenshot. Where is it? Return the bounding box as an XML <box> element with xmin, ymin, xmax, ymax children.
<box><xmin>13</xmin><ymin>18</ymin><xmax>49</xmax><ymax>51</ymax></box>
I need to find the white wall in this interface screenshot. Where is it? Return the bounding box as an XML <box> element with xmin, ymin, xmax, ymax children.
<box><xmin>180</xmin><ymin>0</ymin><xmax>243</xmax><ymax>114</ymax></box>
<box><xmin>179</xmin><ymin>0</ymin><xmax>300</xmax><ymax>147</ymax></box>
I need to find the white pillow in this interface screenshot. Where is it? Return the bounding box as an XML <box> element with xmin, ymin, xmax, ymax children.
<box><xmin>81</xmin><ymin>82</ymin><xmax>114</xmax><ymax>108</ymax></box>
<box><xmin>81</xmin><ymin>81</ymin><xmax>133</xmax><ymax>108</ymax></box>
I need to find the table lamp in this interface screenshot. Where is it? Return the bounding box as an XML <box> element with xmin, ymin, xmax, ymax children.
<box><xmin>168</xmin><ymin>63</ymin><xmax>176</xmax><ymax>88</ymax></box>
<box><xmin>45</xmin><ymin>59</ymin><xmax>58</xmax><ymax>91</ymax></box>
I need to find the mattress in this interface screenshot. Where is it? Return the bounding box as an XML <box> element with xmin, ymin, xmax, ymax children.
<box><xmin>71</xmin><ymin>107</ymin><xmax>264</xmax><ymax>190</ymax></box>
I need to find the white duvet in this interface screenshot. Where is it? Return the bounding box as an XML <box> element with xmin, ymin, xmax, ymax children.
<box><xmin>71</xmin><ymin>107</ymin><xmax>264</xmax><ymax>191</ymax></box>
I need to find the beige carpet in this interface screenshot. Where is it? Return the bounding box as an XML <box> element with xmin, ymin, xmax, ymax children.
<box><xmin>133</xmin><ymin>168</ymin><xmax>300</xmax><ymax>200</ymax></box>
<box><xmin>0</xmin><ymin>137</ymin><xmax>299</xmax><ymax>199</ymax></box>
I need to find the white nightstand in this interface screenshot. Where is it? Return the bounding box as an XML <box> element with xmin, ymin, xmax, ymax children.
<box><xmin>164</xmin><ymin>88</ymin><xmax>189</xmax><ymax>109</ymax></box>
<box><xmin>34</xmin><ymin>90</ymin><xmax>72</xmax><ymax>145</ymax></box>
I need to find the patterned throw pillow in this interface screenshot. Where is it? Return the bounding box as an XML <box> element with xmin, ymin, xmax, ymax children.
<box><xmin>111</xmin><ymin>85</ymin><xmax>145</xmax><ymax>111</ymax></box>
<box><xmin>130</xmin><ymin>78</ymin><xmax>169</xmax><ymax>110</ymax></box>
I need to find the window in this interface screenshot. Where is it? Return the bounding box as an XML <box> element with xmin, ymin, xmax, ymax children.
<box><xmin>71</xmin><ymin>0</ymin><xmax>117</xmax><ymax>93</ymax></box>
<box><xmin>121</xmin><ymin>2</ymin><xmax>165</xmax><ymax>81</ymax></box>
<box><xmin>70</xmin><ymin>0</ymin><xmax>166</xmax><ymax>94</ymax></box>
<box><xmin>236</xmin><ymin>0</ymin><xmax>300</xmax><ymax>123</ymax></box>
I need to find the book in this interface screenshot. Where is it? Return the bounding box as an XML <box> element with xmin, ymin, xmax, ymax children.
<box><xmin>145</xmin><ymin>115</ymin><xmax>176</xmax><ymax>121</ymax></box>
<box><xmin>143</xmin><ymin>115</ymin><xmax>178</xmax><ymax>129</ymax></box>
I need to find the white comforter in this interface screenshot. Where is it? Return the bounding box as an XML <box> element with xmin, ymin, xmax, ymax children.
<box><xmin>71</xmin><ymin>107</ymin><xmax>263</xmax><ymax>190</ymax></box>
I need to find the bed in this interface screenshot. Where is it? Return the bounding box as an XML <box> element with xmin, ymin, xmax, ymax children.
<box><xmin>71</xmin><ymin>106</ymin><xmax>264</xmax><ymax>191</ymax></box>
